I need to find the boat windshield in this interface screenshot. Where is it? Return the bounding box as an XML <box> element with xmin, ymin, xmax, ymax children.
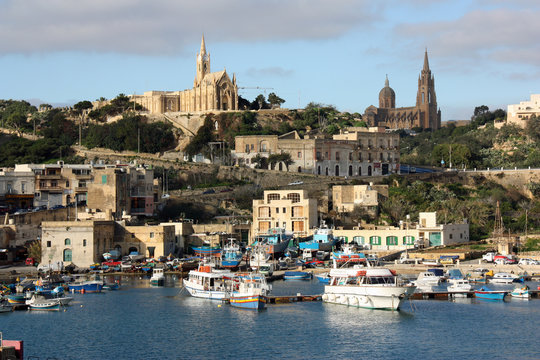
<box><xmin>365</xmin><ymin>276</ymin><xmax>395</xmax><ymax>284</ymax></box>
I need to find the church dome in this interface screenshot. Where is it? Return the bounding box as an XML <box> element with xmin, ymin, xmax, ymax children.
<box><xmin>378</xmin><ymin>75</ymin><xmax>395</xmax><ymax>109</ymax></box>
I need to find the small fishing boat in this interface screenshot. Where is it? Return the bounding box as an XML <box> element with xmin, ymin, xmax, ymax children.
<box><xmin>252</xmin><ymin>228</ymin><xmax>293</xmax><ymax>255</ymax></box>
<box><xmin>413</xmin><ymin>272</ymin><xmax>441</xmax><ymax>287</ymax></box>
<box><xmin>27</xmin><ymin>292</ymin><xmax>73</xmax><ymax>307</ymax></box>
<box><xmin>29</xmin><ymin>300</ymin><xmax>60</xmax><ymax>311</ymax></box>
<box><xmin>103</xmin><ymin>249</ymin><xmax>121</xmax><ymax>261</ymax></box>
<box><xmin>229</xmin><ymin>273</ymin><xmax>272</xmax><ymax>310</ymax></box>
<box><xmin>299</xmin><ymin>221</ymin><xmax>336</xmax><ymax>252</ymax></box>
<box><xmin>474</xmin><ymin>286</ymin><xmax>507</xmax><ymax>300</ymax></box>
<box><xmin>192</xmin><ymin>245</ymin><xmax>221</xmax><ymax>257</ymax></box>
<box><xmin>331</xmin><ymin>244</ymin><xmax>367</xmax><ymax>264</ymax></box>
<box><xmin>447</xmin><ymin>279</ymin><xmax>473</xmax><ymax>297</ymax></box>
<box><xmin>283</xmin><ymin>271</ymin><xmax>312</xmax><ymax>280</ymax></box>
<box><xmin>68</xmin><ymin>274</ymin><xmax>104</xmax><ymax>293</ymax></box>
<box><xmin>511</xmin><ymin>285</ymin><xmax>531</xmax><ymax>299</ymax></box>
<box><xmin>6</xmin><ymin>293</ymin><xmax>27</xmax><ymax>305</ymax></box>
<box><xmin>315</xmin><ymin>272</ymin><xmax>331</xmax><ymax>284</ymax></box>
<box><xmin>150</xmin><ymin>268</ymin><xmax>165</xmax><ymax>286</ymax></box>
<box><xmin>221</xmin><ymin>239</ymin><xmax>243</xmax><ymax>269</ymax></box>
<box><xmin>489</xmin><ymin>272</ymin><xmax>518</xmax><ymax>284</ymax></box>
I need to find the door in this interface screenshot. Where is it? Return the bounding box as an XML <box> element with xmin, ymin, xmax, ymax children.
<box><xmin>429</xmin><ymin>232</ymin><xmax>442</xmax><ymax>246</ymax></box>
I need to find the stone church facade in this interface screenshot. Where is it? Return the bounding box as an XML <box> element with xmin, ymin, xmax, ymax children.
<box><xmin>131</xmin><ymin>36</ymin><xmax>238</xmax><ymax>114</ymax></box>
<box><xmin>363</xmin><ymin>51</ymin><xmax>441</xmax><ymax>130</ymax></box>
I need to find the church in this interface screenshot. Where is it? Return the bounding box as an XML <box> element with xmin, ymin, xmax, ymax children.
<box><xmin>131</xmin><ymin>36</ymin><xmax>238</xmax><ymax>114</ymax></box>
<box><xmin>363</xmin><ymin>51</ymin><xmax>441</xmax><ymax>130</ymax></box>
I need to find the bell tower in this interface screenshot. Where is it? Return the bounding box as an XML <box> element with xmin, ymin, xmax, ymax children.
<box><xmin>416</xmin><ymin>50</ymin><xmax>440</xmax><ymax>129</ymax></box>
<box><xmin>195</xmin><ymin>35</ymin><xmax>210</xmax><ymax>86</ymax></box>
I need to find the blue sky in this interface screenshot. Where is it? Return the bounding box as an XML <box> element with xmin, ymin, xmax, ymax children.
<box><xmin>0</xmin><ymin>0</ymin><xmax>538</xmax><ymax>121</ymax></box>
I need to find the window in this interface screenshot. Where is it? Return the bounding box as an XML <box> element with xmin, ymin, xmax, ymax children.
<box><xmin>245</xmin><ymin>144</ymin><xmax>250</xmax><ymax>152</ymax></box>
<box><xmin>297</xmin><ymin>151</ymin><xmax>302</xmax><ymax>159</ymax></box>
<box><xmin>336</xmin><ymin>152</ymin><xmax>340</xmax><ymax>161</ymax></box>
<box><xmin>286</xmin><ymin>193</ymin><xmax>300</xmax><ymax>203</ymax></box>
<box><xmin>325</xmin><ymin>152</ymin><xmax>329</xmax><ymax>160</ymax></box>
<box><xmin>267</xmin><ymin>193</ymin><xmax>280</xmax><ymax>202</ymax></box>
<box><xmin>353</xmin><ymin>236</ymin><xmax>365</xmax><ymax>245</ymax></box>
<box><xmin>386</xmin><ymin>236</ymin><xmax>398</xmax><ymax>246</ymax></box>
<box><xmin>149</xmin><ymin>232</ymin><xmax>155</xmax><ymax>238</ymax></box>
<box><xmin>403</xmin><ymin>236</ymin><xmax>415</xmax><ymax>245</ymax></box>
<box><xmin>47</xmin><ymin>241</ymin><xmax>51</xmax><ymax>248</ymax></box>
<box><xmin>63</xmin><ymin>249</ymin><xmax>72</xmax><ymax>262</ymax></box>
<box><xmin>65</xmin><ymin>238</ymin><xmax>71</xmax><ymax>246</ymax></box>
<box><xmin>21</xmin><ymin>182</ymin><xmax>26</xmax><ymax>193</ymax></box>
<box><xmin>66</xmin><ymin>181</ymin><xmax>69</xmax><ymax>187</ymax></box>
<box><xmin>275</xmin><ymin>208</ymin><xmax>279</xmax><ymax>214</ymax></box>
<box><xmin>251</xmin><ymin>144</ymin><xmax>254</xmax><ymax>150</ymax></box>
<box><xmin>83</xmin><ymin>239</ymin><xmax>87</xmax><ymax>247</ymax></box>
<box><xmin>369</xmin><ymin>236</ymin><xmax>381</xmax><ymax>245</ymax></box>
<box><xmin>282</xmin><ymin>207</ymin><xmax>286</xmax><ymax>213</ymax></box>
<box><xmin>102</xmin><ymin>175</ymin><xmax>107</xmax><ymax>184</ymax></box>
<box><xmin>449</xmin><ymin>234</ymin><xmax>453</xmax><ymax>239</ymax></box>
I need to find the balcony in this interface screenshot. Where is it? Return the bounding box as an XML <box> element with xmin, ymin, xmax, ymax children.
<box><xmin>36</xmin><ymin>185</ymin><xmax>63</xmax><ymax>192</ymax></box>
<box><xmin>76</xmin><ymin>174</ymin><xmax>92</xmax><ymax>180</ymax></box>
<box><xmin>75</xmin><ymin>186</ymin><xmax>88</xmax><ymax>192</ymax></box>
<box><xmin>36</xmin><ymin>174</ymin><xmax>62</xmax><ymax>180</ymax></box>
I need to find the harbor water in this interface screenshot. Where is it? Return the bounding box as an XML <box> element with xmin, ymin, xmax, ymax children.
<box><xmin>2</xmin><ymin>275</ymin><xmax>540</xmax><ymax>360</ymax></box>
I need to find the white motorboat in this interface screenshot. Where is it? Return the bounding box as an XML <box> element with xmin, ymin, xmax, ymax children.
<box><xmin>447</xmin><ymin>279</ymin><xmax>473</xmax><ymax>296</ymax></box>
<box><xmin>510</xmin><ymin>286</ymin><xmax>531</xmax><ymax>299</ymax></box>
<box><xmin>26</xmin><ymin>292</ymin><xmax>73</xmax><ymax>307</ymax></box>
<box><xmin>490</xmin><ymin>272</ymin><xmax>518</xmax><ymax>284</ymax></box>
<box><xmin>183</xmin><ymin>264</ymin><xmax>233</xmax><ymax>300</ymax></box>
<box><xmin>150</xmin><ymin>268</ymin><xmax>165</xmax><ymax>286</ymax></box>
<box><xmin>322</xmin><ymin>268</ymin><xmax>415</xmax><ymax>311</ymax></box>
<box><xmin>413</xmin><ymin>271</ymin><xmax>441</xmax><ymax>287</ymax></box>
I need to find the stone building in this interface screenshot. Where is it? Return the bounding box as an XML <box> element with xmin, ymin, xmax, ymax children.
<box><xmin>252</xmin><ymin>189</ymin><xmax>318</xmax><ymax>239</ymax></box>
<box><xmin>0</xmin><ymin>166</ymin><xmax>35</xmax><ymax>210</ymax></box>
<box><xmin>130</xmin><ymin>36</ymin><xmax>238</xmax><ymax>113</ymax></box>
<box><xmin>363</xmin><ymin>51</ymin><xmax>441</xmax><ymax>130</ymax></box>
<box><xmin>333</xmin><ymin>212</ymin><xmax>469</xmax><ymax>252</ymax></box>
<box><xmin>233</xmin><ymin>127</ymin><xmax>400</xmax><ymax>177</ymax></box>
<box><xmin>332</xmin><ymin>184</ymin><xmax>388</xmax><ymax>214</ymax></box>
<box><xmin>507</xmin><ymin>94</ymin><xmax>540</xmax><ymax>128</ymax></box>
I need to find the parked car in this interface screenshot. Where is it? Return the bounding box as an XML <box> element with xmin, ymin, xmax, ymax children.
<box><xmin>518</xmin><ymin>258</ymin><xmax>539</xmax><ymax>265</ymax></box>
<box><xmin>202</xmin><ymin>189</ymin><xmax>215</xmax><ymax>194</ymax></box>
<box><xmin>482</xmin><ymin>252</ymin><xmax>496</xmax><ymax>263</ymax></box>
<box><xmin>50</xmin><ymin>204</ymin><xmax>65</xmax><ymax>210</ymax></box>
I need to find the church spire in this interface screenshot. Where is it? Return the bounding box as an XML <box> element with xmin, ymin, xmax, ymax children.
<box><xmin>423</xmin><ymin>49</ymin><xmax>430</xmax><ymax>72</ymax></box>
<box><xmin>385</xmin><ymin>74</ymin><xmax>389</xmax><ymax>87</ymax></box>
<box><xmin>200</xmin><ymin>34</ymin><xmax>207</xmax><ymax>56</ymax></box>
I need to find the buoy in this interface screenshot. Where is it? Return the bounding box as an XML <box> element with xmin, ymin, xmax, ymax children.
<box><xmin>218</xmin><ymin>304</ymin><xmax>222</xmax><ymax>308</ymax></box>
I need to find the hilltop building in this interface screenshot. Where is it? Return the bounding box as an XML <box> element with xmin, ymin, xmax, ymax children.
<box><xmin>233</xmin><ymin>127</ymin><xmax>400</xmax><ymax>177</ymax></box>
<box><xmin>130</xmin><ymin>36</ymin><xmax>238</xmax><ymax>114</ymax></box>
<box><xmin>507</xmin><ymin>94</ymin><xmax>540</xmax><ymax>128</ymax></box>
<box><xmin>363</xmin><ymin>51</ymin><xmax>441</xmax><ymax>130</ymax></box>
<box><xmin>332</xmin><ymin>184</ymin><xmax>388</xmax><ymax>215</ymax></box>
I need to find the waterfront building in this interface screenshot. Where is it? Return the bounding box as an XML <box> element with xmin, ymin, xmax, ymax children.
<box><xmin>41</xmin><ymin>220</ymin><xmax>175</xmax><ymax>267</ymax></box>
<box><xmin>252</xmin><ymin>189</ymin><xmax>317</xmax><ymax>239</ymax></box>
<box><xmin>0</xmin><ymin>166</ymin><xmax>35</xmax><ymax>210</ymax></box>
<box><xmin>233</xmin><ymin>127</ymin><xmax>400</xmax><ymax>177</ymax></box>
<box><xmin>129</xmin><ymin>35</ymin><xmax>238</xmax><ymax>114</ymax></box>
<box><xmin>332</xmin><ymin>184</ymin><xmax>388</xmax><ymax>215</ymax></box>
<box><xmin>333</xmin><ymin>212</ymin><xmax>469</xmax><ymax>251</ymax></box>
<box><xmin>363</xmin><ymin>51</ymin><xmax>441</xmax><ymax>130</ymax></box>
<box><xmin>507</xmin><ymin>94</ymin><xmax>540</xmax><ymax>128</ymax></box>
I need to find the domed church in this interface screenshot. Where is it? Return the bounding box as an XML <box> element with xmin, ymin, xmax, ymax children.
<box><xmin>363</xmin><ymin>51</ymin><xmax>441</xmax><ymax>130</ymax></box>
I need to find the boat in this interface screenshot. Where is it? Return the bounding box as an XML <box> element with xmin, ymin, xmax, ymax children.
<box><xmin>331</xmin><ymin>244</ymin><xmax>367</xmax><ymax>264</ymax></box>
<box><xmin>6</xmin><ymin>293</ymin><xmax>27</xmax><ymax>305</ymax></box>
<box><xmin>28</xmin><ymin>298</ymin><xmax>60</xmax><ymax>311</ymax></box>
<box><xmin>26</xmin><ymin>291</ymin><xmax>73</xmax><ymax>307</ymax></box>
<box><xmin>221</xmin><ymin>239</ymin><xmax>243</xmax><ymax>269</ymax></box>
<box><xmin>229</xmin><ymin>273</ymin><xmax>272</xmax><ymax>310</ymax></box>
<box><xmin>0</xmin><ymin>304</ymin><xmax>12</xmax><ymax>313</ymax></box>
<box><xmin>191</xmin><ymin>245</ymin><xmax>221</xmax><ymax>257</ymax></box>
<box><xmin>250</xmin><ymin>245</ymin><xmax>274</xmax><ymax>276</ymax></box>
<box><xmin>447</xmin><ymin>279</ymin><xmax>473</xmax><ymax>296</ymax></box>
<box><xmin>322</xmin><ymin>267</ymin><xmax>415</xmax><ymax>311</ymax></box>
<box><xmin>413</xmin><ymin>272</ymin><xmax>441</xmax><ymax>287</ymax></box>
<box><xmin>299</xmin><ymin>222</ymin><xmax>336</xmax><ymax>251</ymax></box>
<box><xmin>422</xmin><ymin>259</ymin><xmax>442</xmax><ymax>267</ymax></box>
<box><xmin>183</xmin><ymin>264</ymin><xmax>233</xmax><ymax>300</ymax></box>
<box><xmin>103</xmin><ymin>249</ymin><xmax>121</xmax><ymax>260</ymax></box>
<box><xmin>252</xmin><ymin>228</ymin><xmax>293</xmax><ymax>255</ymax></box>
<box><xmin>128</xmin><ymin>251</ymin><xmax>145</xmax><ymax>262</ymax></box>
<box><xmin>474</xmin><ymin>286</ymin><xmax>507</xmax><ymax>300</ymax></box>
<box><xmin>68</xmin><ymin>274</ymin><xmax>104</xmax><ymax>293</ymax></box>
<box><xmin>283</xmin><ymin>271</ymin><xmax>312</xmax><ymax>280</ymax></box>
<box><xmin>490</xmin><ymin>272</ymin><xmax>518</xmax><ymax>284</ymax></box>
<box><xmin>150</xmin><ymin>268</ymin><xmax>165</xmax><ymax>286</ymax></box>
<box><xmin>315</xmin><ymin>272</ymin><xmax>331</xmax><ymax>284</ymax></box>
<box><xmin>511</xmin><ymin>285</ymin><xmax>531</xmax><ymax>299</ymax></box>
<box><xmin>446</xmin><ymin>268</ymin><xmax>464</xmax><ymax>280</ymax></box>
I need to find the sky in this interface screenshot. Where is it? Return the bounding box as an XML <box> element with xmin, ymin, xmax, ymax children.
<box><xmin>0</xmin><ymin>0</ymin><xmax>539</xmax><ymax>121</ymax></box>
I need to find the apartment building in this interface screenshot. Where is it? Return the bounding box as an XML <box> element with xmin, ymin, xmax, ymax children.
<box><xmin>332</xmin><ymin>184</ymin><xmax>388</xmax><ymax>214</ymax></box>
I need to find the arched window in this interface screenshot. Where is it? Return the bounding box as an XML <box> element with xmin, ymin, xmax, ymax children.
<box><xmin>318</xmin><ymin>166</ymin><xmax>321</xmax><ymax>175</ymax></box>
<box><xmin>348</xmin><ymin>166</ymin><xmax>353</xmax><ymax>176</ymax></box>
<box><xmin>358</xmin><ymin>167</ymin><xmax>362</xmax><ymax>176</ymax></box>
<box><xmin>63</xmin><ymin>249</ymin><xmax>72</xmax><ymax>262</ymax></box>
<box><xmin>335</xmin><ymin>165</ymin><xmax>339</xmax><ymax>176</ymax></box>
<box><xmin>297</xmin><ymin>166</ymin><xmax>302</xmax><ymax>173</ymax></box>
<box><xmin>286</xmin><ymin>193</ymin><xmax>301</xmax><ymax>203</ymax></box>
<box><xmin>65</xmin><ymin>238</ymin><xmax>71</xmax><ymax>246</ymax></box>
<box><xmin>267</xmin><ymin>193</ymin><xmax>280</xmax><ymax>202</ymax></box>
<box><xmin>368</xmin><ymin>166</ymin><xmax>372</xmax><ymax>176</ymax></box>
<box><xmin>325</xmin><ymin>168</ymin><xmax>329</xmax><ymax>176</ymax></box>
<box><xmin>386</xmin><ymin>236</ymin><xmax>398</xmax><ymax>246</ymax></box>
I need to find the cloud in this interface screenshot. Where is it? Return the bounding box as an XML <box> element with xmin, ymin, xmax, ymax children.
<box><xmin>394</xmin><ymin>8</ymin><xmax>540</xmax><ymax>69</ymax></box>
<box><xmin>245</xmin><ymin>67</ymin><xmax>294</xmax><ymax>78</ymax></box>
<box><xmin>0</xmin><ymin>0</ymin><xmax>376</xmax><ymax>55</ymax></box>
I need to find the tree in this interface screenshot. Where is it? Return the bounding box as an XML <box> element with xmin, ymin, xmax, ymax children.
<box><xmin>267</xmin><ymin>92</ymin><xmax>285</xmax><ymax>108</ymax></box>
<box><xmin>526</xmin><ymin>115</ymin><xmax>540</xmax><ymax>142</ymax></box>
<box><xmin>253</xmin><ymin>94</ymin><xmax>269</xmax><ymax>110</ymax></box>
<box><xmin>6</xmin><ymin>112</ymin><xmax>28</xmax><ymax>136</ymax></box>
<box><xmin>27</xmin><ymin>240</ymin><xmax>42</xmax><ymax>263</ymax></box>
<box><xmin>73</xmin><ymin>100</ymin><xmax>93</xmax><ymax>115</ymax></box>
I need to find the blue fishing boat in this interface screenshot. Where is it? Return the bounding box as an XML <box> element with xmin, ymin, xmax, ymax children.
<box><xmin>229</xmin><ymin>273</ymin><xmax>272</xmax><ymax>310</ymax></box>
<box><xmin>6</xmin><ymin>294</ymin><xmax>27</xmax><ymax>305</ymax></box>
<box><xmin>192</xmin><ymin>245</ymin><xmax>221</xmax><ymax>256</ymax></box>
<box><xmin>221</xmin><ymin>239</ymin><xmax>243</xmax><ymax>269</ymax></box>
<box><xmin>315</xmin><ymin>272</ymin><xmax>330</xmax><ymax>284</ymax></box>
<box><xmin>474</xmin><ymin>286</ymin><xmax>507</xmax><ymax>300</ymax></box>
<box><xmin>331</xmin><ymin>244</ymin><xmax>367</xmax><ymax>264</ymax></box>
<box><xmin>283</xmin><ymin>271</ymin><xmax>312</xmax><ymax>280</ymax></box>
<box><xmin>252</xmin><ymin>228</ymin><xmax>293</xmax><ymax>255</ymax></box>
<box><xmin>68</xmin><ymin>274</ymin><xmax>104</xmax><ymax>293</ymax></box>
<box><xmin>299</xmin><ymin>222</ymin><xmax>336</xmax><ymax>251</ymax></box>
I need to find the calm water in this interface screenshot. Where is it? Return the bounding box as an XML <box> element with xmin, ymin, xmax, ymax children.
<box><xmin>2</xmin><ymin>275</ymin><xmax>540</xmax><ymax>360</ymax></box>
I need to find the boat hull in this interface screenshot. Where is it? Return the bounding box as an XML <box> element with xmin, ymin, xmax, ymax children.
<box><xmin>229</xmin><ymin>294</ymin><xmax>266</xmax><ymax>310</ymax></box>
<box><xmin>29</xmin><ymin>302</ymin><xmax>60</xmax><ymax>311</ymax></box>
<box><xmin>184</xmin><ymin>284</ymin><xmax>229</xmax><ymax>300</ymax></box>
<box><xmin>7</xmin><ymin>294</ymin><xmax>26</xmax><ymax>305</ymax></box>
<box><xmin>68</xmin><ymin>282</ymin><xmax>103</xmax><ymax>293</ymax></box>
<box><xmin>284</xmin><ymin>271</ymin><xmax>312</xmax><ymax>280</ymax></box>
<box><xmin>315</xmin><ymin>274</ymin><xmax>330</xmax><ymax>284</ymax></box>
<box><xmin>221</xmin><ymin>259</ymin><xmax>242</xmax><ymax>268</ymax></box>
<box><xmin>192</xmin><ymin>246</ymin><xmax>221</xmax><ymax>256</ymax></box>
<box><xmin>323</xmin><ymin>285</ymin><xmax>415</xmax><ymax>311</ymax></box>
<box><xmin>150</xmin><ymin>278</ymin><xmax>165</xmax><ymax>286</ymax></box>
<box><xmin>474</xmin><ymin>291</ymin><xmax>506</xmax><ymax>300</ymax></box>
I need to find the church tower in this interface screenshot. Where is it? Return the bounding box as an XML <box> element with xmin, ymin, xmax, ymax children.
<box><xmin>195</xmin><ymin>35</ymin><xmax>210</xmax><ymax>86</ymax></box>
<box><xmin>415</xmin><ymin>50</ymin><xmax>440</xmax><ymax>129</ymax></box>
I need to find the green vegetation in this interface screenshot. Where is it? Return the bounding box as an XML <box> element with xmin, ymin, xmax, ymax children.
<box><xmin>87</xmin><ymin>94</ymin><xmax>142</xmax><ymax>122</ymax></box>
